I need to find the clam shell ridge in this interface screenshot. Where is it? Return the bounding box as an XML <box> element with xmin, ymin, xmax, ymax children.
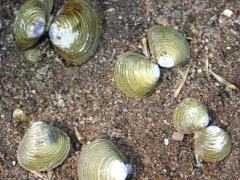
<box><xmin>173</xmin><ymin>98</ymin><xmax>209</xmax><ymax>134</ymax></box>
<box><xmin>148</xmin><ymin>25</ymin><xmax>190</xmax><ymax>68</ymax></box>
<box><xmin>194</xmin><ymin>126</ymin><xmax>231</xmax><ymax>162</ymax></box>
<box><xmin>17</xmin><ymin>121</ymin><xmax>70</xmax><ymax>171</ymax></box>
<box><xmin>49</xmin><ymin>0</ymin><xmax>101</xmax><ymax>65</ymax></box>
<box><xmin>13</xmin><ymin>0</ymin><xmax>53</xmax><ymax>50</ymax></box>
<box><xmin>114</xmin><ymin>52</ymin><xmax>160</xmax><ymax>98</ymax></box>
<box><xmin>77</xmin><ymin>139</ymin><xmax>132</xmax><ymax>180</ymax></box>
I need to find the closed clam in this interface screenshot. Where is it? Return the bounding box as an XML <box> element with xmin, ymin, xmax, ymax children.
<box><xmin>148</xmin><ymin>25</ymin><xmax>190</xmax><ymax>68</ymax></box>
<box><xmin>194</xmin><ymin>126</ymin><xmax>231</xmax><ymax>162</ymax></box>
<box><xmin>17</xmin><ymin>121</ymin><xmax>70</xmax><ymax>171</ymax></box>
<box><xmin>114</xmin><ymin>52</ymin><xmax>160</xmax><ymax>98</ymax></box>
<box><xmin>173</xmin><ymin>98</ymin><xmax>209</xmax><ymax>134</ymax></box>
<box><xmin>13</xmin><ymin>0</ymin><xmax>53</xmax><ymax>50</ymax></box>
<box><xmin>49</xmin><ymin>0</ymin><xmax>101</xmax><ymax>65</ymax></box>
<box><xmin>77</xmin><ymin>139</ymin><xmax>132</xmax><ymax>180</ymax></box>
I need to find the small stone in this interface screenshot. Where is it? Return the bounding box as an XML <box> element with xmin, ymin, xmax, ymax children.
<box><xmin>222</xmin><ymin>9</ymin><xmax>233</xmax><ymax>17</ymax></box>
<box><xmin>164</xmin><ymin>138</ymin><xmax>169</xmax><ymax>145</ymax></box>
<box><xmin>122</xmin><ymin>107</ymin><xmax>128</xmax><ymax>113</ymax></box>
<box><xmin>172</xmin><ymin>132</ymin><xmax>184</xmax><ymax>141</ymax></box>
<box><xmin>12</xmin><ymin>161</ymin><xmax>16</xmax><ymax>166</ymax></box>
<box><xmin>197</xmin><ymin>68</ymin><xmax>202</xmax><ymax>74</ymax></box>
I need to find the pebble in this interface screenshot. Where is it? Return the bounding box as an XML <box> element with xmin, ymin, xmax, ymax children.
<box><xmin>122</xmin><ymin>107</ymin><xmax>128</xmax><ymax>113</ymax></box>
<box><xmin>172</xmin><ymin>132</ymin><xmax>184</xmax><ymax>141</ymax></box>
<box><xmin>12</xmin><ymin>161</ymin><xmax>16</xmax><ymax>166</ymax></box>
<box><xmin>222</xmin><ymin>9</ymin><xmax>233</xmax><ymax>17</ymax></box>
<box><xmin>164</xmin><ymin>138</ymin><xmax>169</xmax><ymax>145</ymax></box>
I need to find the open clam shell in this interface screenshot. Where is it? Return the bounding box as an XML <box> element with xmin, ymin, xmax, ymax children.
<box><xmin>17</xmin><ymin>121</ymin><xmax>70</xmax><ymax>171</ymax></box>
<box><xmin>49</xmin><ymin>0</ymin><xmax>101</xmax><ymax>65</ymax></box>
<box><xmin>13</xmin><ymin>0</ymin><xmax>53</xmax><ymax>50</ymax></box>
<box><xmin>148</xmin><ymin>25</ymin><xmax>190</xmax><ymax>68</ymax></box>
<box><xmin>114</xmin><ymin>52</ymin><xmax>160</xmax><ymax>98</ymax></box>
<box><xmin>77</xmin><ymin>139</ymin><xmax>132</xmax><ymax>180</ymax></box>
<box><xmin>173</xmin><ymin>98</ymin><xmax>209</xmax><ymax>134</ymax></box>
<box><xmin>194</xmin><ymin>126</ymin><xmax>231</xmax><ymax>162</ymax></box>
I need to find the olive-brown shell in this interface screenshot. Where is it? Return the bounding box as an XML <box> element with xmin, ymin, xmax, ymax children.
<box><xmin>148</xmin><ymin>25</ymin><xmax>190</xmax><ymax>68</ymax></box>
<box><xmin>173</xmin><ymin>98</ymin><xmax>209</xmax><ymax>134</ymax></box>
<box><xmin>49</xmin><ymin>0</ymin><xmax>101</xmax><ymax>65</ymax></box>
<box><xmin>194</xmin><ymin>126</ymin><xmax>231</xmax><ymax>162</ymax></box>
<box><xmin>17</xmin><ymin>121</ymin><xmax>70</xmax><ymax>171</ymax></box>
<box><xmin>77</xmin><ymin>139</ymin><xmax>132</xmax><ymax>180</ymax></box>
<box><xmin>114</xmin><ymin>52</ymin><xmax>160</xmax><ymax>98</ymax></box>
<box><xmin>13</xmin><ymin>0</ymin><xmax>53</xmax><ymax>50</ymax></box>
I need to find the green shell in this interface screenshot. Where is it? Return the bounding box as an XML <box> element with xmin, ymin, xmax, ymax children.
<box><xmin>173</xmin><ymin>98</ymin><xmax>209</xmax><ymax>134</ymax></box>
<box><xmin>194</xmin><ymin>126</ymin><xmax>231</xmax><ymax>162</ymax></box>
<box><xmin>49</xmin><ymin>0</ymin><xmax>101</xmax><ymax>65</ymax></box>
<box><xmin>114</xmin><ymin>52</ymin><xmax>160</xmax><ymax>98</ymax></box>
<box><xmin>148</xmin><ymin>25</ymin><xmax>190</xmax><ymax>68</ymax></box>
<box><xmin>77</xmin><ymin>139</ymin><xmax>132</xmax><ymax>180</ymax></box>
<box><xmin>13</xmin><ymin>0</ymin><xmax>53</xmax><ymax>50</ymax></box>
<box><xmin>17</xmin><ymin>121</ymin><xmax>70</xmax><ymax>171</ymax></box>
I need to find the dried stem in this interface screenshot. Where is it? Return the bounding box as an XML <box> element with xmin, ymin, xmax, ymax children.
<box><xmin>174</xmin><ymin>66</ymin><xmax>191</xmax><ymax>98</ymax></box>
<box><xmin>209</xmin><ymin>69</ymin><xmax>239</xmax><ymax>90</ymax></box>
<box><xmin>141</xmin><ymin>37</ymin><xmax>150</xmax><ymax>59</ymax></box>
<box><xmin>74</xmin><ymin>126</ymin><xmax>83</xmax><ymax>141</ymax></box>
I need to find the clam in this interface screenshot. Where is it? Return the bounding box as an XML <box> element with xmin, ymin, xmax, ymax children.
<box><xmin>173</xmin><ymin>98</ymin><xmax>209</xmax><ymax>134</ymax></box>
<box><xmin>17</xmin><ymin>121</ymin><xmax>70</xmax><ymax>171</ymax></box>
<box><xmin>148</xmin><ymin>25</ymin><xmax>190</xmax><ymax>68</ymax></box>
<box><xmin>49</xmin><ymin>0</ymin><xmax>101</xmax><ymax>65</ymax></box>
<box><xmin>194</xmin><ymin>126</ymin><xmax>231</xmax><ymax>162</ymax></box>
<box><xmin>114</xmin><ymin>52</ymin><xmax>160</xmax><ymax>98</ymax></box>
<box><xmin>13</xmin><ymin>0</ymin><xmax>53</xmax><ymax>50</ymax></box>
<box><xmin>77</xmin><ymin>139</ymin><xmax>132</xmax><ymax>180</ymax></box>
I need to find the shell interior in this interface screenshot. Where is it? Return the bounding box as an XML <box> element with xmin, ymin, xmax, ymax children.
<box><xmin>13</xmin><ymin>0</ymin><xmax>53</xmax><ymax>50</ymax></box>
<box><xmin>49</xmin><ymin>0</ymin><xmax>101</xmax><ymax>65</ymax></box>
<box><xmin>148</xmin><ymin>25</ymin><xmax>190</xmax><ymax>68</ymax></box>
<box><xmin>114</xmin><ymin>52</ymin><xmax>160</xmax><ymax>98</ymax></box>
<box><xmin>77</xmin><ymin>139</ymin><xmax>131</xmax><ymax>180</ymax></box>
<box><xmin>173</xmin><ymin>98</ymin><xmax>209</xmax><ymax>134</ymax></box>
<box><xmin>17</xmin><ymin>121</ymin><xmax>70</xmax><ymax>171</ymax></box>
<box><xmin>194</xmin><ymin>126</ymin><xmax>231</xmax><ymax>162</ymax></box>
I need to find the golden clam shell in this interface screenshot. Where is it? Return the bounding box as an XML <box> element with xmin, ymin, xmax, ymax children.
<box><xmin>173</xmin><ymin>98</ymin><xmax>209</xmax><ymax>134</ymax></box>
<box><xmin>17</xmin><ymin>121</ymin><xmax>70</xmax><ymax>171</ymax></box>
<box><xmin>13</xmin><ymin>0</ymin><xmax>53</xmax><ymax>50</ymax></box>
<box><xmin>194</xmin><ymin>126</ymin><xmax>231</xmax><ymax>162</ymax></box>
<box><xmin>49</xmin><ymin>0</ymin><xmax>101</xmax><ymax>65</ymax></box>
<box><xmin>148</xmin><ymin>25</ymin><xmax>190</xmax><ymax>68</ymax></box>
<box><xmin>114</xmin><ymin>52</ymin><xmax>160</xmax><ymax>98</ymax></box>
<box><xmin>77</xmin><ymin>139</ymin><xmax>132</xmax><ymax>180</ymax></box>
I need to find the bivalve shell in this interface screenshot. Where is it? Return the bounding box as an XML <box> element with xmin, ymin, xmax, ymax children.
<box><xmin>77</xmin><ymin>139</ymin><xmax>132</xmax><ymax>180</ymax></box>
<box><xmin>148</xmin><ymin>25</ymin><xmax>190</xmax><ymax>68</ymax></box>
<box><xmin>194</xmin><ymin>126</ymin><xmax>231</xmax><ymax>162</ymax></box>
<box><xmin>13</xmin><ymin>0</ymin><xmax>53</xmax><ymax>50</ymax></box>
<box><xmin>17</xmin><ymin>121</ymin><xmax>70</xmax><ymax>171</ymax></box>
<box><xmin>173</xmin><ymin>98</ymin><xmax>209</xmax><ymax>134</ymax></box>
<box><xmin>114</xmin><ymin>52</ymin><xmax>160</xmax><ymax>98</ymax></box>
<box><xmin>49</xmin><ymin>0</ymin><xmax>101</xmax><ymax>65</ymax></box>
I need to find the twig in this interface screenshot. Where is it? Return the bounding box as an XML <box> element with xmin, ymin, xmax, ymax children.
<box><xmin>209</xmin><ymin>69</ymin><xmax>239</xmax><ymax>90</ymax></box>
<box><xmin>141</xmin><ymin>37</ymin><xmax>150</xmax><ymax>59</ymax></box>
<box><xmin>74</xmin><ymin>126</ymin><xmax>83</xmax><ymax>141</ymax></box>
<box><xmin>30</xmin><ymin>170</ymin><xmax>49</xmax><ymax>180</ymax></box>
<box><xmin>174</xmin><ymin>65</ymin><xmax>191</xmax><ymax>97</ymax></box>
